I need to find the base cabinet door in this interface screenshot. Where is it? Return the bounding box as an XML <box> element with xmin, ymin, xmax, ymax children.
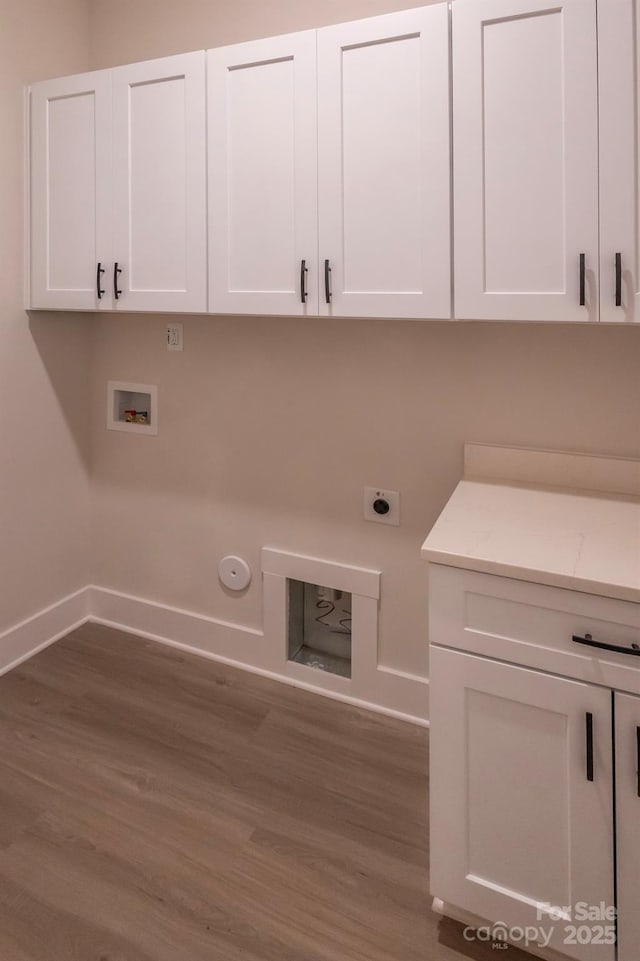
<box><xmin>208</xmin><ymin>32</ymin><xmax>318</xmax><ymax>316</ymax></box>
<box><xmin>453</xmin><ymin>0</ymin><xmax>599</xmax><ymax>321</ymax></box>
<box><xmin>614</xmin><ymin>692</ymin><xmax>640</xmax><ymax>961</ymax></box>
<box><xmin>429</xmin><ymin>646</ymin><xmax>615</xmax><ymax>961</ymax></box>
<box><xmin>30</xmin><ymin>71</ymin><xmax>113</xmax><ymax>310</ymax></box>
<box><xmin>111</xmin><ymin>52</ymin><xmax>207</xmax><ymax>313</ymax></box>
<box><xmin>317</xmin><ymin>5</ymin><xmax>451</xmax><ymax>319</ymax></box>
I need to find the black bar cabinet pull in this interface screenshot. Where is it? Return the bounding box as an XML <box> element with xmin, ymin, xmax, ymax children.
<box><xmin>114</xmin><ymin>262</ymin><xmax>122</xmax><ymax>300</ymax></box>
<box><xmin>300</xmin><ymin>259</ymin><xmax>308</xmax><ymax>304</ymax></box>
<box><xmin>572</xmin><ymin>633</ymin><xmax>640</xmax><ymax>657</ymax></box>
<box><xmin>579</xmin><ymin>253</ymin><xmax>586</xmax><ymax>306</ymax></box>
<box><xmin>586</xmin><ymin>712</ymin><xmax>594</xmax><ymax>782</ymax></box>
<box><xmin>615</xmin><ymin>252</ymin><xmax>622</xmax><ymax>307</ymax></box>
<box><xmin>96</xmin><ymin>262</ymin><xmax>105</xmax><ymax>300</ymax></box>
<box><xmin>636</xmin><ymin>726</ymin><xmax>640</xmax><ymax>798</ymax></box>
<box><xmin>324</xmin><ymin>259</ymin><xmax>332</xmax><ymax>304</ymax></box>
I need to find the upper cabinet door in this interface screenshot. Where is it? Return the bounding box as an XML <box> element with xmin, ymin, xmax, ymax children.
<box><xmin>598</xmin><ymin>0</ymin><xmax>640</xmax><ymax>324</ymax></box>
<box><xmin>317</xmin><ymin>6</ymin><xmax>451</xmax><ymax>320</ymax></box>
<box><xmin>30</xmin><ymin>70</ymin><xmax>112</xmax><ymax>310</ymax></box>
<box><xmin>111</xmin><ymin>52</ymin><xmax>207</xmax><ymax>313</ymax></box>
<box><xmin>208</xmin><ymin>32</ymin><xmax>318</xmax><ymax>316</ymax></box>
<box><xmin>453</xmin><ymin>0</ymin><xmax>599</xmax><ymax>322</ymax></box>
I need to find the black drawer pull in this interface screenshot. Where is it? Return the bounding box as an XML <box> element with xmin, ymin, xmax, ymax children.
<box><xmin>615</xmin><ymin>252</ymin><xmax>622</xmax><ymax>307</ymax></box>
<box><xmin>324</xmin><ymin>259</ymin><xmax>332</xmax><ymax>304</ymax></box>
<box><xmin>96</xmin><ymin>262</ymin><xmax>105</xmax><ymax>300</ymax></box>
<box><xmin>572</xmin><ymin>633</ymin><xmax>640</xmax><ymax>656</ymax></box>
<box><xmin>114</xmin><ymin>262</ymin><xmax>123</xmax><ymax>300</ymax></box>
<box><xmin>300</xmin><ymin>259</ymin><xmax>308</xmax><ymax>304</ymax></box>
<box><xmin>586</xmin><ymin>713</ymin><xmax>594</xmax><ymax>781</ymax></box>
<box><xmin>579</xmin><ymin>253</ymin><xmax>586</xmax><ymax>306</ymax></box>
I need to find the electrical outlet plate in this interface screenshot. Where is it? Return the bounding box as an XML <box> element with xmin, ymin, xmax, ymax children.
<box><xmin>166</xmin><ymin>322</ymin><xmax>183</xmax><ymax>351</ymax></box>
<box><xmin>363</xmin><ymin>487</ymin><xmax>400</xmax><ymax>526</ymax></box>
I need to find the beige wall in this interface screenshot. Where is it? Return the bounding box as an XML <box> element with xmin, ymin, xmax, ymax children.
<box><xmin>0</xmin><ymin>0</ymin><xmax>91</xmax><ymax>634</ymax></box>
<box><xmin>89</xmin><ymin>0</ymin><xmax>441</xmax><ymax>67</ymax></box>
<box><xmin>86</xmin><ymin>0</ymin><xmax>640</xmax><ymax>678</ymax></box>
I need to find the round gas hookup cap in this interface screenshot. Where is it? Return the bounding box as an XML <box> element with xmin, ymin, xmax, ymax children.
<box><xmin>218</xmin><ymin>555</ymin><xmax>251</xmax><ymax>591</ymax></box>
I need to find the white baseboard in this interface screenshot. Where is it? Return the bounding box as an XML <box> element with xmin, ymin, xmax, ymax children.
<box><xmin>88</xmin><ymin>585</ymin><xmax>429</xmax><ymax>726</ymax></box>
<box><xmin>0</xmin><ymin>587</ymin><xmax>90</xmax><ymax>677</ymax></box>
<box><xmin>0</xmin><ymin>584</ymin><xmax>429</xmax><ymax>726</ymax></box>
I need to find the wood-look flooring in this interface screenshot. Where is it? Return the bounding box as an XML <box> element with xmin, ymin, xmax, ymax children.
<box><xmin>0</xmin><ymin>624</ymin><xmax>528</xmax><ymax>961</ymax></box>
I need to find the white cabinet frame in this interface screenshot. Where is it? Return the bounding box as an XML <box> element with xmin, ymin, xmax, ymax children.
<box><xmin>208</xmin><ymin>31</ymin><xmax>318</xmax><ymax>317</ymax></box>
<box><xmin>30</xmin><ymin>53</ymin><xmax>207</xmax><ymax>314</ymax></box>
<box><xmin>430</xmin><ymin>645</ymin><xmax>615</xmax><ymax>961</ymax></box>
<box><xmin>318</xmin><ymin>5</ymin><xmax>451</xmax><ymax>319</ymax></box>
<box><xmin>598</xmin><ymin>0</ymin><xmax>640</xmax><ymax>324</ymax></box>
<box><xmin>30</xmin><ymin>70</ymin><xmax>113</xmax><ymax>310</ymax></box>
<box><xmin>452</xmin><ymin>0</ymin><xmax>599</xmax><ymax>322</ymax></box>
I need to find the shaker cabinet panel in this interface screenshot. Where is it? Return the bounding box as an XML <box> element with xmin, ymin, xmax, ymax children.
<box><xmin>317</xmin><ymin>5</ymin><xmax>451</xmax><ymax>319</ymax></box>
<box><xmin>429</xmin><ymin>645</ymin><xmax>615</xmax><ymax>961</ymax></box>
<box><xmin>112</xmin><ymin>52</ymin><xmax>207</xmax><ymax>313</ymax></box>
<box><xmin>614</xmin><ymin>692</ymin><xmax>640</xmax><ymax>961</ymax></box>
<box><xmin>598</xmin><ymin>0</ymin><xmax>640</xmax><ymax>324</ymax></box>
<box><xmin>30</xmin><ymin>71</ymin><xmax>113</xmax><ymax>310</ymax></box>
<box><xmin>208</xmin><ymin>32</ymin><xmax>318</xmax><ymax>316</ymax></box>
<box><xmin>453</xmin><ymin>0</ymin><xmax>599</xmax><ymax>321</ymax></box>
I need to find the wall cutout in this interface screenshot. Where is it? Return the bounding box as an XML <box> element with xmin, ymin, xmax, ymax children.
<box><xmin>262</xmin><ymin>547</ymin><xmax>381</xmax><ymax>700</ymax></box>
<box><xmin>107</xmin><ymin>381</ymin><xmax>158</xmax><ymax>435</ymax></box>
<box><xmin>288</xmin><ymin>580</ymin><xmax>352</xmax><ymax>678</ymax></box>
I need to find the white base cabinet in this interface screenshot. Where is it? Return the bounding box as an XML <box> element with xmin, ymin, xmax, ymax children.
<box><xmin>430</xmin><ymin>647</ymin><xmax>614</xmax><ymax>961</ymax></box>
<box><xmin>613</xmin><ymin>693</ymin><xmax>640</xmax><ymax>961</ymax></box>
<box><xmin>428</xmin><ymin>564</ymin><xmax>640</xmax><ymax>961</ymax></box>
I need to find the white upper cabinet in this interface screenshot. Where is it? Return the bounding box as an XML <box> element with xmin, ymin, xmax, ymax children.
<box><xmin>111</xmin><ymin>53</ymin><xmax>207</xmax><ymax>313</ymax></box>
<box><xmin>30</xmin><ymin>70</ymin><xmax>112</xmax><ymax>310</ymax></box>
<box><xmin>209</xmin><ymin>8</ymin><xmax>451</xmax><ymax>321</ymax></box>
<box><xmin>598</xmin><ymin>0</ymin><xmax>640</xmax><ymax>324</ymax></box>
<box><xmin>29</xmin><ymin>2</ymin><xmax>640</xmax><ymax>323</ymax></box>
<box><xmin>317</xmin><ymin>6</ymin><xmax>451</xmax><ymax>319</ymax></box>
<box><xmin>29</xmin><ymin>53</ymin><xmax>207</xmax><ymax>313</ymax></box>
<box><xmin>208</xmin><ymin>32</ymin><xmax>318</xmax><ymax>316</ymax></box>
<box><xmin>453</xmin><ymin>0</ymin><xmax>599</xmax><ymax>322</ymax></box>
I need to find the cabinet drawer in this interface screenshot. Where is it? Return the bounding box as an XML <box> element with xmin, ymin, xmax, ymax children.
<box><xmin>429</xmin><ymin>564</ymin><xmax>640</xmax><ymax>693</ymax></box>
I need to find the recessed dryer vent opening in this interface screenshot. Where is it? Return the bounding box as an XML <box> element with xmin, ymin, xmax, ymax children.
<box><xmin>288</xmin><ymin>579</ymin><xmax>352</xmax><ymax>678</ymax></box>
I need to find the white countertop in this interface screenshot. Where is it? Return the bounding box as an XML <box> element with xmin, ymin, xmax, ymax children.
<box><xmin>421</xmin><ymin>446</ymin><xmax>640</xmax><ymax>604</ymax></box>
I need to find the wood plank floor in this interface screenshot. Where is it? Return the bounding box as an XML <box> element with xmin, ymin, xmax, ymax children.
<box><xmin>0</xmin><ymin>623</ymin><xmax>528</xmax><ymax>961</ymax></box>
